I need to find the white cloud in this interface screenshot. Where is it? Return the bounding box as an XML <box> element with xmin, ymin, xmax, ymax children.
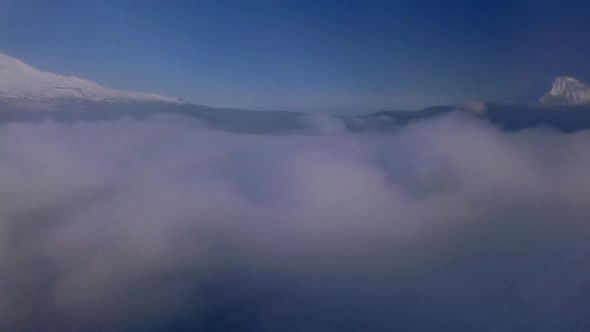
<box><xmin>0</xmin><ymin>114</ymin><xmax>590</xmax><ymax>331</ymax></box>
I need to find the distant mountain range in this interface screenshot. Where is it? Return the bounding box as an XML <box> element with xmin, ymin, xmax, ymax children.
<box><xmin>1</xmin><ymin>51</ymin><xmax>590</xmax><ymax>133</ymax></box>
<box><xmin>540</xmin><ymin>76</ymin><xmax>590</xmax><ymax>105</ymax></box>
<box><xmin>0</xmin><ymin>51</ymin><xmax>184</xmax><ymax>104</ymax></box>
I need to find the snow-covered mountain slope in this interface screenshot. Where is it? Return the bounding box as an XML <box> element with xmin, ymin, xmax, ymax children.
<box><xmin>0</xmin><ymin>52</ymin><xmax>184</xmax><ymax>104</ymax></box>
<box><xmin>540</xmin><ymin>76</ymin><xmax>590</xmax><ymax>105</ymax></box>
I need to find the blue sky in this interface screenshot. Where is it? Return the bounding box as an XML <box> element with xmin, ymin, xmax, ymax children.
<box><xmin>1</xmin><ymin>0</ymin><xmax>590</xmax><ymax>112</ymax></box>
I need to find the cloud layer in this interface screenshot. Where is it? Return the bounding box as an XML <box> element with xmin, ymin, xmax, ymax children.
<box><xmin>1</xmin><ymin>114</ymin><xmax>590</xmax><ymax>331</ymax></box>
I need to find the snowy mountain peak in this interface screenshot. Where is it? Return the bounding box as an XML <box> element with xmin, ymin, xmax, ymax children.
<box><xmin>0</xmin><ymin>52</ymin><xmax>185</xmax><ymax>104</ymax></box>
<box><xmin>540</xmin><ymin>76</ymin><xmax>590</xmax><ymax>105</ymax></box>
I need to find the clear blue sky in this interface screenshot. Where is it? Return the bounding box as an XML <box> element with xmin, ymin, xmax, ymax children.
<box><xmin>1</xmin><ymin>0</ymin><xmax>590</xmax><ymax>112</ymax></box>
